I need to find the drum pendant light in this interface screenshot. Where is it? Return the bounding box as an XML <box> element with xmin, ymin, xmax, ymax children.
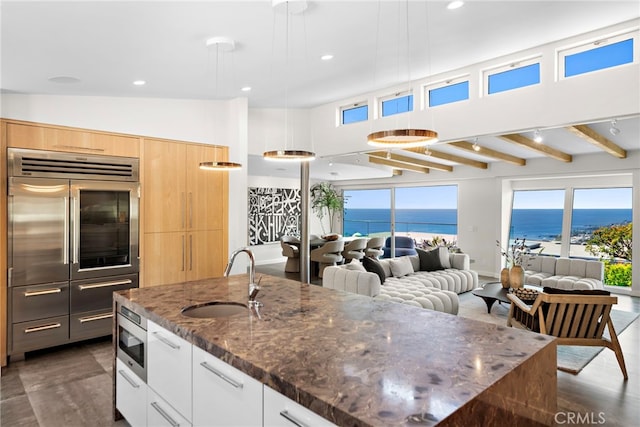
<box><xmin>263</xmin><ymin>0</ymin><xmax>315</xmax><ymax>162</ymax></box>
<box><xmin>367</xmin><ymin>0</ymin><xmax>438</xmax><ymax>149</ymax></box>
<box><xmin>199</xmin><ymin>36</ymin><xmax>242</xmax><ymax>170</ymax></box>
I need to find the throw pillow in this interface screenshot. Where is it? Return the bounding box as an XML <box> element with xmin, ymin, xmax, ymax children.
<box><xmin>437</xmin><ymin>246</ymin><xmax>451</xmax><ymax>269</ymax></box>
<box><xmin>362</xmin><ymin>256</ymin><xmax>386</xmax><ymax>284</ymax></box>
<box><xmin>389</xmin><ymin>256</ymin><xmax>414</xmax><ymax>277</ymax></box>
<box><xmin>345</xmin><ymin>259</ymin><xmax>366</xmax><ymax>272</ymax></box>
<box><xmin>416</xmin><ymin>247</ymin><xmax>443</xmax><ymax>272</ymax></box>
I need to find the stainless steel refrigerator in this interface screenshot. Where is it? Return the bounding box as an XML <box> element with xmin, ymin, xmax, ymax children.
<box><xmin>7</xmin><ymin>148</ymin><xmax>140</xmax><ymax>360</ymax></box>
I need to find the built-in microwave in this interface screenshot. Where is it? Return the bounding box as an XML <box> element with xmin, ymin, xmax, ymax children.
<box><xmin>116</xmin><ymin>303</ymin><xmax>147</xmax><ymax>382</ymax></box>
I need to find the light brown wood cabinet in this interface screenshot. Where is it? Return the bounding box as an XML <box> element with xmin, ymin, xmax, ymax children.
<box><xmin>5</xmin><ymin>120</ymin><xmax>139</xmax><ymax>158</ymax></box>
<box><xmin>141</xmin><ymin>138</ymin><xmax>228</xmax><ymax>287</ymax></box>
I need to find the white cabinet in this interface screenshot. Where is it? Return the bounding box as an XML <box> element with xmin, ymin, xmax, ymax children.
<box><xmin>116</xmin><ymin>359</ymin><xmax>147</xmax><ymax>427</ymax></box>
<box><xmin>148</xmin><ymin>388</ymin><xmax>192</xmax><ymax>427</ymax></box>
<box><xmin>192</xmin><ymin>345</ymin><xmax>263</xmax><ymax>426</ymax></box>
<box><xmin>263</xmin><ymin>386</ymin><xmax>337</xmax><ymax>427</ymax></box>
<box><xmin>147</xmin><ymin>320</ymin><xmax>192</xmax><ymax>422</ymax></box>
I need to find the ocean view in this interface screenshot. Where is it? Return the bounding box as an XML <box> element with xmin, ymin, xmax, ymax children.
<box><xmin>343</xmin><ymin>208</ymin><xmax>633</xmax><ymax>241</ymax></box>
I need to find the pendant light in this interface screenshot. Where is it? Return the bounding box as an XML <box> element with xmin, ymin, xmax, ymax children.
<box><xmin>199</xmin><ymin>36</ymin><xmax>242</xmax><ymax>170</ymax></box>
<box><xmin>367</xmin><ymin>1</ymin><xmax>438</xmax><ymax>149</ymax></box>
<box><xmin>263</xmin><ymin>0</ymin><xmax>315</xmax><ymax>162</ymax></box>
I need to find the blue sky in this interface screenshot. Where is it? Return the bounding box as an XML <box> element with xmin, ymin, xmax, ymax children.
<box><xmin>514</xmin><ymin>188</ymin><xmax>632</xmax><ymax>209</ymax></box>
<box><xmin>344</xmin><ymin>187</ymin><xmax>633</xmax><ymax>210</ymax></box>
<box><xmin>344</xmin><ymin>186</ymin><xmax>458</xmax><ymax>209</ymax></box>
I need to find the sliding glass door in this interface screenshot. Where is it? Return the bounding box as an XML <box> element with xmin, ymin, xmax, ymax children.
<box><xmin>343</xmin><ymin>185</ymin><xmax>458</xmax><ymax>257</ymax></box>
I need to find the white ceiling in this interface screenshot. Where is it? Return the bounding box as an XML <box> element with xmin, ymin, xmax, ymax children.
<box><xmin>2</xmin><ymin>1</ymin><xmax>639</xmax><ymax>181</ymax></box>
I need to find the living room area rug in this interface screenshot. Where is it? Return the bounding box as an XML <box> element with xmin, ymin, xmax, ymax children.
<box><xmin>457</xmin><ymin>291</ymin><xmax>639</xmax><ymax>374</ymax></box>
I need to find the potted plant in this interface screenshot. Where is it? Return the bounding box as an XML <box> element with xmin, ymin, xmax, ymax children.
<box><xmin>310</xmin><ymin>182</ymin><xmax>344</xmax><ymax>235</ymax></box>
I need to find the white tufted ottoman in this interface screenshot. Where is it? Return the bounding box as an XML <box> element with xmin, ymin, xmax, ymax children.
<box><xmin>374</xmin><ymin>282</ymin><xmax>459</xmax><ymax>315</ymax></box>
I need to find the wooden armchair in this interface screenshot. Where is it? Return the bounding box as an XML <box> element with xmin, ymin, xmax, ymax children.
<box><xmin>507</xmin><ymin>288</ymin><xmax>628</xmax><ymax>379</ymax></box>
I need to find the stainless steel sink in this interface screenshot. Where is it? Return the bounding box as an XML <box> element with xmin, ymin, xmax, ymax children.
<box><xmin>180</xmin><ymin>301</ymin><xmax>248</xmax><ymax>318</ymax></box>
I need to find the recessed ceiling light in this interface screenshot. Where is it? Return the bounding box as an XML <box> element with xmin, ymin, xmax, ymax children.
<box><xmin>48</xmin><ymin>76</ymin><xmax>80</xmax><ymax>84</ymax></box>
<box><xmin>241</xmin><ymin>86</ymin><xmax>251</xmax><ymax>92</ymax></box>
<box><xmin>447</xmin><ymin>1</ymin><xmax>464</xmax><ymax>10</ymax></box>
<box><xmin>133</xmin><ymin>80</ymin><xmax>146</xmax><ymax>86</ymax></box>
<box><xmin>320</xmin><ymin>54</ymin><xmax>334</xmax><ymax>61</ymax></box>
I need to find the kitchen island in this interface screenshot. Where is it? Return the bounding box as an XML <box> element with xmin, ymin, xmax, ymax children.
<box><xmin>114</xmin><ymin>274</ymin><xmax>557</xmax><ymax>426</ymax></box>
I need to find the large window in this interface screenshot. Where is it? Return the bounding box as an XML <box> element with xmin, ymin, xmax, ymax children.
<box><xmin>571</xmin><ymin>188</ymin><xmax>632</xmax><ymax>287</ymax></box>
<box><xmin>509</xmin><ymin>186</ymin><xmax>633</xmax><ymax>288</ymax></box>
<box><xmin>342</xmin><ymin>189</ymin><xmax>391</xmax><ymax>237</ymax></box>
<box><xmin>343</xmin><ymin>186</ymin><xmax>458</xmax><ymax>256</ymax></box>
<box><xmin>509</xmin><ymin>190</ymin><xmax>564</xmax><ymax>256</ymax></box>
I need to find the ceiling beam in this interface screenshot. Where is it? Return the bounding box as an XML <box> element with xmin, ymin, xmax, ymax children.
<box><xmin>565</xmin><ymin>125</ymin><xmax>627</xmax><ymax>159</ymax></box>
<box><xmin>499</xmin><ymin>134</ymin><xmax>572</xmax><ymax>162</ymax></box>
<box><xmin>403</xmin><ymin>147</ymin><xmax>488</xmax><ymax>169</ymax></box>
<box><xmin>448</xmin><ymin>141</ymin><xmax>527</xmax><ymax>166</ymax></box>
<box><xmin>368</xmin><ymin>156</ymin><xmax>430</xmax><ymax>174</ymax></box>
<box><xmin>368</xmin><ymin>151</ymin><xmax>453</xmax><ymax>172</ymax></box>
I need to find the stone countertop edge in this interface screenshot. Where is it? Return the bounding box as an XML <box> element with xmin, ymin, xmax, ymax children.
<box><xmin>113</xmin><ymin>274</ymin><xmax>557</xmax><ymax>427</ymax></box>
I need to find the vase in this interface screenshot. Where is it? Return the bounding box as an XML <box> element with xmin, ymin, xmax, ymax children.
<box><xmin>500</xmin><ymin>267</ymin><xmax>510</xmax><ymax>288</ymax></box>
<box><xmin>509</xmin><ymin>265</ymin><xmax>525</xmax><ymax>289</ymax></box>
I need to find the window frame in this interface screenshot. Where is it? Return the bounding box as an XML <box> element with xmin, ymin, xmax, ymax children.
<box><xmin>378</xmin><ymin>90</ymin><xmax>414</xmax><ymax>117</ymax></box>
<box><xmin>482</xmin><ymin>56</ymin><xmax>541</xmax><ymax>96</ymax></box>
<box><xmin>339</xmin><ymin>101</ymin><xmax>369</xmax><ymax>126</ymax></box>
<box><xmin>557</xmin><ymin>30</ymin><xmax>638</xmax><ymax>80</ymax></box>
<box><xmin>424</xmin><ymin>76</ymin><xmax>470</xmax><ymax>108</ymax></box>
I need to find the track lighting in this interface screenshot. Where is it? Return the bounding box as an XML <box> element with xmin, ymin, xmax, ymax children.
<box><xmin>533</xmin><ymin>129</ymin><xmax>543</xmax><ymax>143</ymax></box>
<box><xmin>609</xmin><ymin>119</ymin><xmax>620</xmax><ymax>136</ymax></box>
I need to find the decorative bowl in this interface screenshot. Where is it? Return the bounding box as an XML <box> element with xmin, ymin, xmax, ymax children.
<box><xmin>512</xmin><ymin>287</ymin><xmax>539</xmax><ymax>302</ymax></box>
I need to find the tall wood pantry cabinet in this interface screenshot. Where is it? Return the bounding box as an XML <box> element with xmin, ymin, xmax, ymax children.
<box><xmin>141</xmin><ymin>138</ymin><xmax>229</xmax><ymax>286</ymax></box>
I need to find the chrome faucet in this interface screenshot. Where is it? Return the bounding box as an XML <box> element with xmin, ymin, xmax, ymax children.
<box><xmin>224</xmin><ymin>248</ymin><xmax>261</xmax><ymax>307</ymax></box>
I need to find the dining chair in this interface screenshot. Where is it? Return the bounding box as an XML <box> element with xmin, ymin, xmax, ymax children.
<box><xmin>310</xmin><ymin>240</ymin><xmax>345</xmax><ymax>278</ymax></box>
<box><xmin>280</xmin><ymin>236</ymin><xmax>300</xmax><ymax>273</ymax></box>
<box><xmin>341</xmin><ymin>238</ymin><xmax>368</xmax><ymax>263</ymax></box>
<box><xmin>364</xmin><ymin>236</ymin><xmax>385</xmax><ymax>258</ymax></box>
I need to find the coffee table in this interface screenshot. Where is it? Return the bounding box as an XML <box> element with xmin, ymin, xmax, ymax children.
<box><xmin>472</xmin><ymin>282</ymin><xmax>511</xmax><ymax>313</ymax></box>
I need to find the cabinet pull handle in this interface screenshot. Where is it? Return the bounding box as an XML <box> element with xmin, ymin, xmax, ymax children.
<box><xmin>63</xmin><ymin>196</ymin><xmax>69</xmax><ymax>265</ymax></box>
<box><xmin>279</xmin><ymin>410</ymin><xmax>308</xmax><ymax>427</ymax></box>
<box><xmin>150</xmin><ymin>401</ymin><xmax>180</xmax><ymax>427</ymax></box>
<box><xmin>24</xmin><ymin>323</ymin><xmax>61</xmax><ymax>334</ymax></box>
<box><xmin>153</xmin><ymin>331</ymin><xmax>180</xmax><ymax>349</ymax></box>
<box><xmin>79</xmin><ymin>312</ymin><xmax>113</xmax><ymax>323</ymax></box>
<box><xmin>189</xmin><ymin>192</ymin><xmax>193</xmax><ymax>228</ymax></box>
<box><xmin>189</xmin><ymin>234</ymin><xmax>193</xmax><ymax>271</ymax></box>
<box><xmin>118</xmin><ymin>369</ymin><xmax>140</xmax><ymax>388</ymax></box>
<box><xmin>200</xmin><ymin>361</ymin><xmax>243</xmax><ymax>389</ymax></box>
<box><xmin>181</xmin><ymin>192</ymin><xmax>185</xmax><ymax>229</ymax></box>
<box><xmin>181</xmin><ymin>235</ymin><xmax>186</xmax><ymax>272</ymax></box>
<box><xmin>78</xmin><ymin>279</ymin><xmax>132</xmax><ymax>290</ymax></box>
<box><xmin>71</xmin><ymin>196</ymin><xmax>79</xmax><ymax>264</ymax></box>
<box><xmin>24</xmin><ymin>288</ymin><xmax>62</xmax><ymax>297</ymax></box>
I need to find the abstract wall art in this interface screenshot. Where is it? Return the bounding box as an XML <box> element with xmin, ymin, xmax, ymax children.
<box><xmin>248</xmin><ymin>187</ymin><xmax>301</xmax><ymax>245</ymax></box>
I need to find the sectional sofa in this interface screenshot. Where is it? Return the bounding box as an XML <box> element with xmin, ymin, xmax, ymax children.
<box><xmin>322</xmin><ymin>248</ymin><xmax>478</xmax><ymax>315</ymax></box>
<box><xmin>521</xmin><ymin>254</ymin><xmax>605</xmax><ymax>290</ymax></box>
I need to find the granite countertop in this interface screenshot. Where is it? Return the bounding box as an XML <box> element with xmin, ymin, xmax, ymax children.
<box><xmin>114</xmin><ymin>274</ymin><xmax>556</xmax><ymax>426</ymax></box>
